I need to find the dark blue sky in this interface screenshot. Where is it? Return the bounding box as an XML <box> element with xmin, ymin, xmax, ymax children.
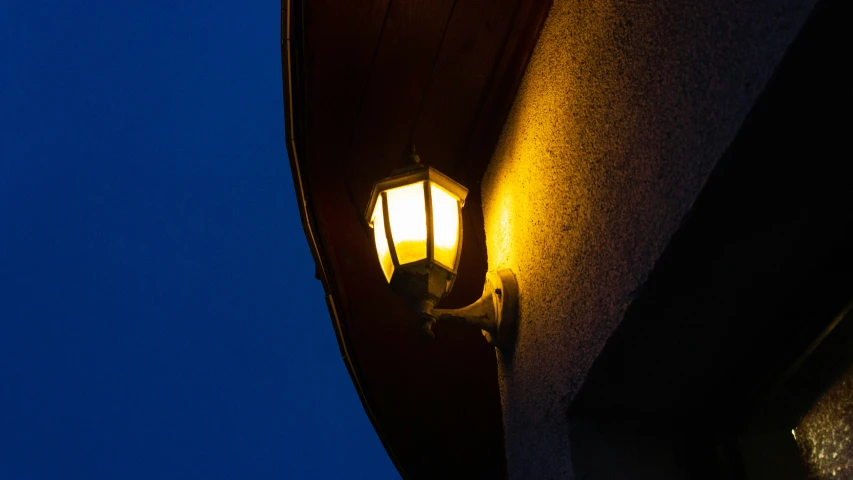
<box><xmin>0</xmin><ymin>0</ymin><xmax>398</xmax><ymax>478</ymax></box>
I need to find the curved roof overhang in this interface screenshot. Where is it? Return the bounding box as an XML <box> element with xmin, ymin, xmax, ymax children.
<box><xmin>281</xmin><ymin>0</ymin><xmax>551</xmax><ymax>478</ymax></box>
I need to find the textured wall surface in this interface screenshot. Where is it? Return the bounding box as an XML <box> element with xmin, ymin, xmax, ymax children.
<box><xmin>480</xmin><ymin>0</ymin><xmax>816</xmax><ymax>477</ymax></box>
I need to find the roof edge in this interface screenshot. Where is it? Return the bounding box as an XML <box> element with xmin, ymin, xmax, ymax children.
<box><xmin>280</xmin><ymin>1</ymin><xmax>410</xmax><ymax>477</ymax></box>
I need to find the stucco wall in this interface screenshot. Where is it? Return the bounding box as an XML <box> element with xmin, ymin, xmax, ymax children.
<box><xmin>480</xmin><ymin>0</ymin><xmax>816</xmax><ymax>477</ymax></box>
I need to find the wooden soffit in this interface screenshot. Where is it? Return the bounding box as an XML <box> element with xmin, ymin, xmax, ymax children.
<box><xmin>281</xmin><ymin>0</ymin><xmax>552</xmax><ymax>478</ymax></box>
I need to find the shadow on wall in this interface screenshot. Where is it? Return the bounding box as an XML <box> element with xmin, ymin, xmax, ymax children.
<box><xmin>564</xmin><ymin>0</ymin><xmax>852</xmax><ymax>478</ymax></box>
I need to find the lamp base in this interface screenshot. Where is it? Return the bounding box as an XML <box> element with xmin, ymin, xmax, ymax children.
<box><xmin>431</xmin><ymin>269</ymin><xmax>519</xmax><ymax>349</ymax></box>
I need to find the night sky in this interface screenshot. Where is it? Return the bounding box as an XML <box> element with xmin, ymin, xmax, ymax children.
<box><xmin>0</xmin><ymin>0</ymin><xmax>398</xmax><ymax>478</ymax></box>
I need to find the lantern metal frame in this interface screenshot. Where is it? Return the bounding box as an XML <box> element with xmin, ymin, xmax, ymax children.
<box><xmin>366</xmin><ymin>149</ymin><xmax>519</xmax><ymax>349</ymax></box>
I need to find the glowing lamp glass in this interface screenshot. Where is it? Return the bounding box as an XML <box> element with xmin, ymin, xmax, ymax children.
<box><xmin>430</xmin><ymin>183</ymin><xmax>460</xmax><ymax>268</ymax></box>
<box><xmin>386</xmin><ymin>181</ymin><xmax>428</xmax><ymax>265</ymax></box>
<box><xmin>370</xmin><ymin>196</ymin><xmax>395</xmax><ymax>282</ymax></box>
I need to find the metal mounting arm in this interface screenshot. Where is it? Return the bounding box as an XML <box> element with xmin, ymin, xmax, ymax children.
<box><xmin>419</xmin><ymin>269</ymin><xmax>519</xmax><ymax>349</ymax></box>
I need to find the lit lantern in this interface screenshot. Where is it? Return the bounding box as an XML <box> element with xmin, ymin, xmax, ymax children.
<box><xmin>366</xmin><ymin>148</ymin><xmax>518</xmax><ymax>347</ymax></box>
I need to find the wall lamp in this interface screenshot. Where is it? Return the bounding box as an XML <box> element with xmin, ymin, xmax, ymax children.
<box><xmin>365</xmin><ymin>148</ymin><xmax>518</xmax><ymax>349</ymax></box>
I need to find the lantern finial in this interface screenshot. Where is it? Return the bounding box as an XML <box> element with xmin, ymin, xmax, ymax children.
<box><xmin>406</xmin><ymin>144</ymin><xmax>420</xmax><ymax>165</ymax></box>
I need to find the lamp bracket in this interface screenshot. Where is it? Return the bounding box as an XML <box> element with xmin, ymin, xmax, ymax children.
<box><xmin>429</xmin><ymin>269</ymin><xmax>518</xmax><ymax>349</ymax></box>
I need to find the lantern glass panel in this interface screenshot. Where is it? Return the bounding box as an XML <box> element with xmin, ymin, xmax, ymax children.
<box><xmin>386</xmin><ymin>181</ymin><xmax>428</xmax><ymax>265</ymax></box>
<box><xmin>370</xmin><ymin>196</ymin><xmax>394</xmax><ymax>282</ymax></box>
<box><xmin>430</xmin><ymin>183</ymin><xmax>460</xmax><ymax>269</ymax></box>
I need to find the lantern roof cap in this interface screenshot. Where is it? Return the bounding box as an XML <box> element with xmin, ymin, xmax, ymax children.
<box><xmin>364</xmin><ymin>161</ymin><xmax>468</xmax><ymax>224</ymax></box>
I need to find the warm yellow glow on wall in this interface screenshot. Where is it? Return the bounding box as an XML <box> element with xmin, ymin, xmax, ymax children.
<box><xmin>385</xmin><ymin>181</ymin><xmax>428</xmax><ymax>265</ymax></box>
<box><xmin>431</xmin><ymin>183</ymin><xmax>459</xmax><ymax>268</ymax></box>
<box><xmin>370</xmin><ymin>196</ymin><xmax>394</xmax><ymax>282</ymax></box>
